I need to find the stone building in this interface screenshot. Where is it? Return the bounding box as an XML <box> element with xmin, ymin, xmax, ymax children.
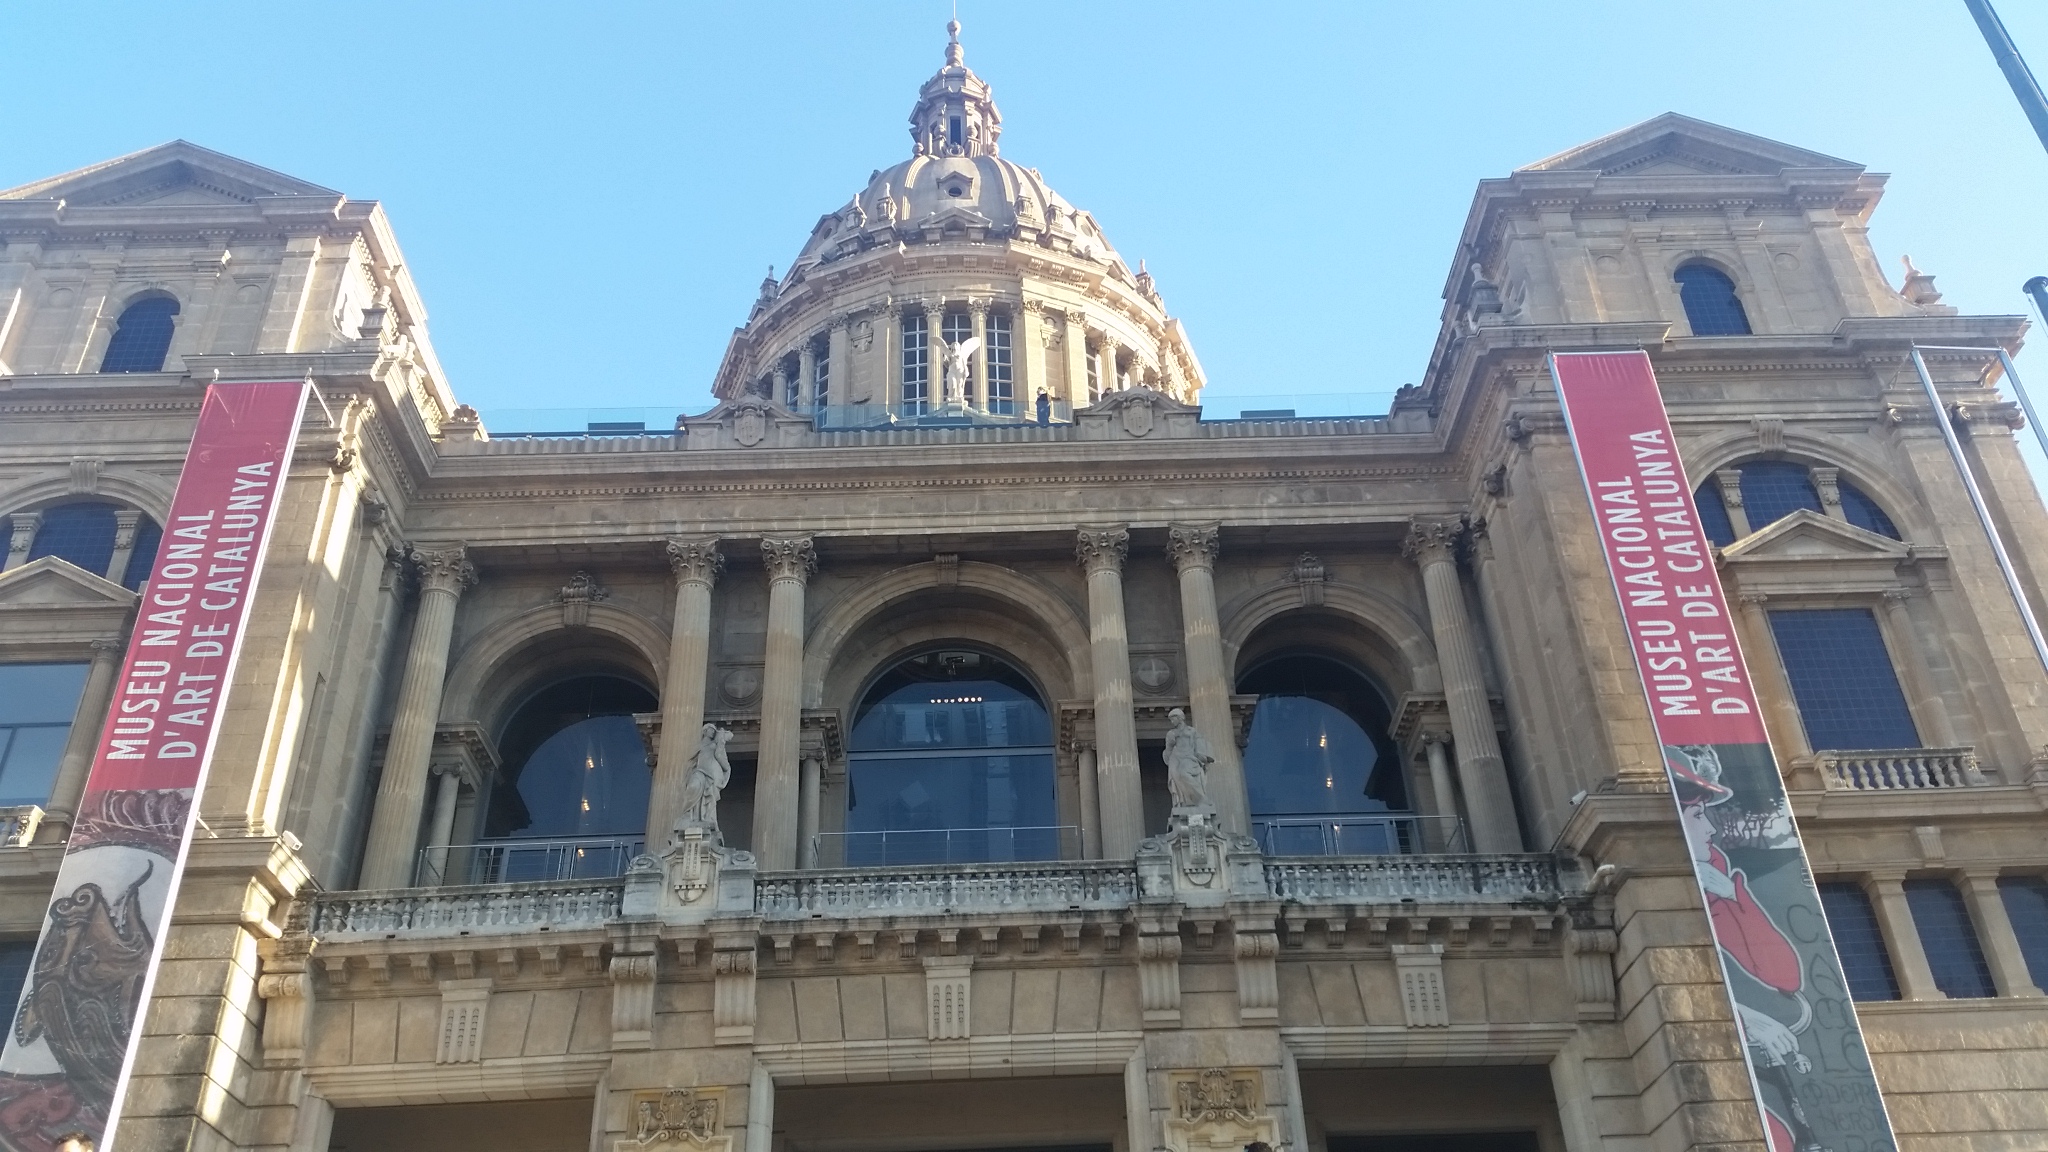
<box><xmin>1</xmin><ymin>22</ymin><xmax>2046</xmax><ymax>1152</ymax></box>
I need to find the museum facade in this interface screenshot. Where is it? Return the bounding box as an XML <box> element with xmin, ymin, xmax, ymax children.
<box><xmin>1</xmin><ymin>24</ymin><xmax>2046</xmax><ymax>1152</ymax></box>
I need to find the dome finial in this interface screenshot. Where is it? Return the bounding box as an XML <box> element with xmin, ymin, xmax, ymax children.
<box><xmin>945</xmin><ymin>18</ymin><xmax>964</xmax><ymax>66</ymax></box>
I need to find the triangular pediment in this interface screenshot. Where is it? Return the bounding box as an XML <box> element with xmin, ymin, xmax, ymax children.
<box><xmin>0</xmin><ymin>141</ymin><xmax>339</xmax><ymax>207</ymax></box>
<box><xmin>1721</xmin><ymin>509</ymin><xmax>1908</xmax><ymax>563</ymax></box>
<box><xmin>1521</xmin><ymin>113</ymin><xmax>1860</xmax><ymax>178</ymax></box>
<box><xmin>0</xmin><ymin>557</ymin><xmax>138</xmax><ymax>609</ymax></box>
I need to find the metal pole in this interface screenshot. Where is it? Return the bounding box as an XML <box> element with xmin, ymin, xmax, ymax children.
<box><xmin>1963</xmin><ymin>0</ymin><xmax>2048</xmax><ymax>153</ymax></box>
<box><xmin>1908</xmin><ymin>346</ymin><xmax>2048</xmax><ymax>676</ymax></box>
<box><xmin>1993</xmin><ymin>342</ymin><xmax>2048</xmax><ymax>471</ymax></box>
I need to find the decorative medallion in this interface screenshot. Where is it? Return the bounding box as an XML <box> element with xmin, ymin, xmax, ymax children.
<box><xmin>1121</xmin><ymin>395</ymin><xmax>1154</xmax><ymax>438</ymax></box>
<box><xmin>720</xmin><ymin>667</ymin><xmax>762</xmax><ymax>707</ymax></box>
<box><xmin>629</xmin><ymin>1087</ymin><xmax>722</xmax><ymax>1146</ymax></box>
<box><xmin>733</xmin><ymin>405</ymin><xmax>767</xmax><ymax>447</ymax></box>
<box><xmin>1135</xmin><ymin>656</ymin><xmax>1175</xmax><ymax>694</ymax></box>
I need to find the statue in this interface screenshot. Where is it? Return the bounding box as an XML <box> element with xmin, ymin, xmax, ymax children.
<box><xmin>877</xmin><ymin>182</ymin><xmax>900</xmax><ymax>226</ymax></box>
<box><xmin>1163</xmin><ymin>708</ymin><xmax>1214</xmax><ymax>809</ymax></box>
<box><xmin>676</xmin><ymin>724</ymin><xmax>734</xmax><ymax>834</ymax></box>
<box><xmin>940</xmin><ymin>333</ymin><xmax>982</xmax><ymax>406</ymax></box>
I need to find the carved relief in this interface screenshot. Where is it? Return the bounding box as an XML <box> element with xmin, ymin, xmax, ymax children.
<box><xmin>1162</xmin><ymin>1069</ymin><xmax>1278</xmax><ymax>1152</ymax></box>
<box><xmin>666</xmin><ymin>537</ymin><xmax>725</xmax><ymax>586</ymax></box>
<box><xmin>1393</xmin><ymin>944</ymin><xmax>1449</xmax><ymax>1027</ymax></box>
<box><xmin>434</xmin><ymin>978</ymin><xmax>491</xmax><ymax>1063</ymax></box>
<box><xmin>762</xmin><ymin>535</ymin><xmax>818</xmax><ymax>584</ymax></box>
<box><xmin>556</xmin><ymin>570</ymin><xmax>609</xmax><ymax>628</ymax></box>
<box><xmin>924</xmin><ymin>957</ymin><xmax>973</xmax><ymax>1040</ymax></box>
<box><xmin>411</xmin><ymin>546</ymin><xmax>477</xmax><ymax>596</ymax></box>
<box><xmin>1075</xmin><ymin>526</ymin><xmax>1129</xmax><ymax>573</ymax></box>
<box><xmin>1166</xmin><ymin>522</ymin><xmax>1219</xmax><ymax>572</ymax></box>
<box><xmin>626</xmin><ymin>1087</ymin><xmax>726</xmax><ymax>1148</ymax></box>
<box><xmin>1400</xmin><ymin>518</ymin><xmax>1461</xmax><ymax>567</ymax></box>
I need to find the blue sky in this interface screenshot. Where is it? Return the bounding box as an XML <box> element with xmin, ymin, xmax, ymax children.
<box><xmin>5</xmin><ymin>2</ymin><xmax>2048</xmax><ymax>447</ymax></box>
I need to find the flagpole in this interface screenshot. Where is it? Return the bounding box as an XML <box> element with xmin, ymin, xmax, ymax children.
<box><xmin>1963</xmin><ymin>0</ymin><xmax>2048</xmax><ymax>152</ymax></box>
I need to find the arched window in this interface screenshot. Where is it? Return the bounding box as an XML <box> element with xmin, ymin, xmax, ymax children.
<box><xmin>1237</xmin><ymin>654</ymin><xmax>1413</xmax><ymax>855</ymax></box>
<box><xmin>843</xmin><ymin>648</ymin><xmax>1058</xmax><ymax>865</ymax></box>
<box><xmin>1674</xmin><ymin>264</ymin><xmax>1751</xmax><ymax>336</ymax></box>
<box><xmin>100</xmin><ymin>296</ymin><xmax>180</xmax><ymax>373</ymax></box>
<box><xmin>481</xmin><ymin>675</ymin><xmax>656</xmax><ymax>880</ymax></box>
<box><xmin>1694</xmin><ymin>461</ymin><xmax>1903</xmax><ymax>546</ymax></box>
<box><xmin>901</xmin><ymin>311</ymin><xmax>930</xmax><ymax>415</ymax></box>
<box><xmin>12</xmin><ymin>502</ymin><xmax>163</xmax><ymax>588</ymax></box>
<box><xmin>986</xmin><ymin>310</ymin><xmax>1014</xmax><ymax>413</ymax></box>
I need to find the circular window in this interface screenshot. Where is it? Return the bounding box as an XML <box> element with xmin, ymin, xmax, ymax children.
<box><xmin>947</xmin><ymin>185</ymin><xmax>966</xmax><ymax>197</ymax></box>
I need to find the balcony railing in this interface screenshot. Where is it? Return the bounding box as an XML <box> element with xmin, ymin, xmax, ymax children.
<box><xmin>758</xmin><ymin>858</ymin><xmax>1138</xmax><ymax>919</ymax></box>
<box><xmin>313</xmin><ymin>878</ymin><xmax>624</xmax><ymax>941</ymax></box>
<box><xmin>1249</xmin><ymin>813</ymin><xmax>1466</xmax><ymax>856</ymax></box>
<box><xmin>1815</xmin><ymin>747</ymin><xmax>1986</xmax><ymax>791</ymax></box>
<box><xmin>811</xmin><ymin>825</ymin><xmax>1080</xmax><ymax>868</ymax></box>
<box><xmin>415</xmin><ymin>835</ymin><xmax>645</xmax><ymax>886</ymax></box>
<box><xmin>1265</xmin><ymin>854</ymin><xmax>1566</xmax><ymax>904</ymax></box>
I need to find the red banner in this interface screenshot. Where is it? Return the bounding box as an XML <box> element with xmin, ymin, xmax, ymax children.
<box><xmin>1551</xmin><ymin>351</ymin><xmax>1895</xmax><ymax>1152</ymax></box>
<box><xmin>0</xmin><ymin>381</ymin><xmax>309</xmax><ymax>1152</ymax></box>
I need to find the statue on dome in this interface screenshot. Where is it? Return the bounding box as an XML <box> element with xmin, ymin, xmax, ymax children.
<box><xmin>940</xmin><ymin>333</ymin><xmax>982</xmax><ymax>406</ymax></box>
<box><xmin>877</xmin><ymin>183</ymin><xmax>899</xmax><ymax>226</ymax></box>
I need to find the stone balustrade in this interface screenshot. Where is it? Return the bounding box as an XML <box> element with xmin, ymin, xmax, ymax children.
<box><xmin>756</xmin><ymin>860</ymin><xmax>1139</xmax><ymax>920</ymax></box>
<box><xmin>311</xmin><ymin>878</ymin><xmax>623</xmax><ymax>942</ymax></box>
<box><xmin>1815</xmin><ymin>747</ymin><xmax>1986</xmax><ymax>791</ymax></box>
<box><xmin>1264</xmin><ymin>854</ymin><xmax>1567</xmax><ymax>904</ymax></box>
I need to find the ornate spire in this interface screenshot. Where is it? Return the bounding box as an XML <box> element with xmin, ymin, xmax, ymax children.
<box><xmin>909</xmin><ymin>20</ymin><xmax>1001</xmax><ymax>158</ymax></box>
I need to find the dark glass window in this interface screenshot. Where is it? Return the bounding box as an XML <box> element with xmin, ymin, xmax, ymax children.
<box><xmin>1695</xmin><ymin>479</ymin><xmax>1737</xmax><ymax>547</ymax></box>
<box><xmin>1840</xmin><ymin>482</ymin><xmax>1902</xmax><ymax>539</ymax></box>
<box><xmin>1904</xmin><ymin>878</ymin><xmax>1996</xmax><ymax>998</ymax></box>
<box><xmin>1674</xmin><ymin>264</ymin><xmax>1751</xmax><ymax>335</ymax></box>
<box><xmin>99</xmin><ymin>296</ymin><xmax>180</xmax><ymax>372</ymax></box>
<box><xmin>484</xmin><ymin>676</ymin><xmax>656</xmax><ymax>871</ymax></box>
<box><xmin>0</xmin><ymin>663</ymin><xmax>90</xmax><ymax>807</ymax></box>
<box><xmin>1816</xmin><ymin>881</ymin><xmax>1900</xmax><ymax>1001</ymax></box>
<box><xmin>1767</xmin><ymin>608</ymin><xmax>1919</xmax><ymax>751</ymax></box>
<box><xmin>781</xmin><ymin>352</ymin><xmax>801</xmax><ymax>408</ymax></box>
<box><xmin>0</xmin><ymin>941</ymin><xmax>32</xmax><ymax>1017</ymax></box>
<box><xmin>1998</xmin><ymin>876</ymin><xmax>2048</xmax><ymax>991</ymax></box>
<box><xmin>1085</xmin><ymin>343</ymin><xmax>1101</xmax><ymax>401</ymax></box>
<box><xmin>901</xmin><ymin>311</ymin><xmax>930</xmax><ymax>414</ymax></box>
<box><xmin>845</xmin><ymin>649</ymin><xmax>1058</xmax><ymax>865</ymax></box>
<box><xmin>26</xmin><ymin>502</ymin><xmax>120</xmax><ymax>578</ymax></box>
<box><xmin>986</xmin><ymin>310</ymin><xmax>1014</xmax><ymax>413</ymax></box>
<box><xmin>123</xmin><ymin>516</ymin><xmax>163</xmax><ymax>590</ymax></box>
<box><xmin>1238</xmin><ymin>655</ymin><xmax>1414</xmax><ymax>854</ymax></box>
<box><xmin>811</xmin><ymin>334</ymin><xmax>830</xmax><ymax>409</ymax></box>
<box><xmin>1739</xmin><ymin>461</ymin><xmax>1823</xmax><ymax>529</ymax></box>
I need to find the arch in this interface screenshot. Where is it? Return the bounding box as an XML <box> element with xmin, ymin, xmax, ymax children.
<box><xmin>1673</xmin><ymin>261</ymin><xmax>1751</xmax><ymax>336</ymax></box>
<box><xmin>1679</xmin><ymin>427</ymin><xmax>1930</xmax><ymax>543</ymax></box>
<box><xmin>0</xmin><ymin>467</ymin><xmax>177</xmax><ymax>524</ymax></box>
<box><xmin>804</xmin><ymin>560</ymin><xmax>1093</xmax><ymax>710</ymax></box>
<box><xmin>1220</xmin><ymin>581</ymin><xmax>1441</xmax><ymax>699</ymax></box>
<box><xmin>438</xmin><ymin>602</ymin><xmax>669</xmax><ymax>735</ymax></box>
<box><xmin>100</xmin><ymin>292</ymin><xmax>182</xmax><ymax>373</ymax></box>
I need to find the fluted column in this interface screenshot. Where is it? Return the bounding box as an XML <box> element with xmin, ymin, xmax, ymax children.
<box><xmin>797</xmin><ymin>343</ymin><xmax>818</xmax><ymax>411</ymax></box>
<box><xmin>359</xmin><ymin>547</ymin><xmax>476</xmax><ymax>889</ymax></box>
<box><xmin>969</xmin><ymin>300</ymin><xmax>990</xmax><ymax>412</ymax></box>
<box><xmin>771</xmin><ymin>362</ymin><xmax>790</xmax><ymax>408</ymax></box>
<box><xmin>1420</xmin><ymin>730</ymin><xmax>1461</xmax><ymax>851</ymax></box>
<box><xmin>1403</xmin><ymin>519</ymin><xmax>1519</xmax><ymax>852</ymax></box>
<box><xmin>922</xmin><ymin>301</ymin><xmax>947</xmax><ymax>407</ymax></box>
<box><xmin>1167</xmin><ymin>523</ymin><xmax>1247</xmax><ymax>832</ymax></box>
<box><xmin>1064</xmin><ymin>311</ymin><xmax>1090</xmax><ymax>409</ymax></box>
<box><xmin>1020</xmin><ymin>300</ymin><xmax>1046</xmax><ymax>408</ymax></box>
<box><xmin>798</xmin><ymin>755</ymin><xmax>822</xmax><ymax>868</ymax></box>
<box><xmin>422</xmin><ymin>764</ymin><xmax>463</xmax><ymax>884</ymax></box>
<box><xmin>1076</xmin><ymin>745</ymin><xmax>1101</xmax><ymax>858</ymax></box>
<box><xmin>754</xmin><ymin>535</ymin><xmax>816</xmax><ymax>869</ymax></box>
<box><xmin>648</xmin><ymin>537</ymin><xmax>724</xmax><ymax>847</ymax></box>
<box><xmin>1078</xmin><ymin>527</ymin><xmax>1144</xmax><ymax>856</ymax></box>
<box><xmin>827</xmin><ymin>318</ymin><xmax>849</xmax><ymax>410</ymax></box>
<box><xmin>39</xmin><ymin>637</ymin><xmax>123</xmax><ymax>842</ymax></box>
<box><xmin>4</xmin><ymin>512</ymin><xmax>39</xmax><ymax>572</ymax></box>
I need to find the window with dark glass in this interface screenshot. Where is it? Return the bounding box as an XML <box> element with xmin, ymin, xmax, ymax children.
<box><xmin>810</xmin><ymin>334</ymin><xmax>830</xmax><ymax>408</ymax></box>
<box><xmin>1674</xmin><ymin>263</ymin><xmax>1751</xmax><ymax>336</ymax></box>
<box><xmin>901</xmin><ymin>311</ymin><xmax>930</xmax><ymax>414</ymax></box>
<box><xmin>986</xmin><ymin>310</ymin><xmax>1014</xmax><ymax>413</ymax></box>
<box><xmin>99</xmin><ymin>295</ymin><xmax>180</xmax><ymax>373</ymax></box>
<box><xmin>1840</xmin><ymin>483</ymin><xmax>1901</xmax><ymax>538</ymax></box>
<box><xmin>0</xmin><ymin>942</ymin><xmax>32</xmax><ymax>1017</ymax></box>
<box><xmin>1767</xmin><ymin>608</ymin><xmax>1919</xmax><ymax>751</ymax></box>
<box><xmin>27</xmin><ymin>502</ymin><xmax>119</xmax><ymax>577</ymax></box>
<box><xmin>0</xmin><ymin>663</ymin><xmax>90</xmax><ymax>807</ymax></box>
<box><xmin>781</xmin><ymin>352</ymin><xmax>801</xmax><ymax>409</ymax></box>
<box><xmin>1695</xmin><ymin>479</ymin><xmax>1737</xmax><ymax>546</ymax></box>
<box><xmin>1085</xmin><ymin>343</ymin><xmax>1100</xmax><ymax>401</ymax></box>
<box><xmin>1904</xmin><ymin>878</ymin><xmax>1996</xmax><ymax>998</ymax></box>
<box><xmin>843</xmin><ymin>649</ymin><xmax>1058</xmax><ymax>865</ymax></box>
<box><xmin>1816</xmin><ymin>881</ymin><xmax>1900</xmax><ymax>1001</ymax></box>
<box><xmin>1694</xmin><ymin>462</ymin><xmax>1902</xmax><ymax>546</ymax></box>
<box><xmin>124</xmin><ymin>516</ymin><xmax>163</xmax><ymax>591</ymax></box>
<box><xmin>1237</xmin><ymin>655</ymin><xmax>1415</xmax><ymax>854</ymax></box>
<box><xmin>479</xmin><ymin>676</ymin><xmax>656</xmax><ymax>882</ymax></box>
<box><xmin>1998</xmin><ymin>876</ymin><xmax>2048</xmax><ymax>990</ymax></box>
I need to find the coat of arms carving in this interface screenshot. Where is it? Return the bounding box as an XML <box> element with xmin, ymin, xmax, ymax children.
<box><xmin>630</xmin><ymin>1087</ymin><xmax>723</xmax><ymax>1146</ymax></box>
<box><xmin>1120</xmin><ymin>395</ymin><xmax>1154</xmax><ymax>438</ymax></box>
<box><xmin>733</xmin><ymin>405</ymin><xmax>767</xmax><ymax>447</ymax></box>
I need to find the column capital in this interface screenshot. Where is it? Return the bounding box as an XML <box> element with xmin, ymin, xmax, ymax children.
<box><xmin>1713</xmin><ymin>469</ymin><xmax>1745</xmax><ymax>505</ymax></box>
<box><xmin>411</xmin><ymin>546</ymin><xmax>476</xmax><ymax>596</ymax></box>
<box><xmin>1076</xmin><ymin>526</ymin><xmax>1129</xmax><ymax>574</ymax></box>
<box><xmin>1465</xmin><ymin>516</ymin><xmax>1494</xmax><ymax>563</ymax></box>
<box><xmin>1401</xmin><ymin>517</ymin><xmax>1463</xmax><ymax>566</ymax></box>
<box><xmin>762</xmin><ymin>535</ymin><xmax>817</xmax><ymax>584</ymax></box>
<box><xmin>967</xmin><ymin>298</ymin><xmax>989</xmax><ymax>320</ymax></box>
<box><xmin>1166</xmin><ymin>522</ymin><xmax>1220</xmax><ymax>573</ymax></box>
<box><xmin>829</xmin><ymin>315</ymin><xmax>850</xmax><ymax>333</ymax></box>
<box><xmin>1882</xmin><ymin>588</ymin><xmax>1916</xmax><ymax>606</ymax></box>
<box><xmin>666</xmin><ymin>536</ymin><xmax>725</xmax><ymax>587</ymax></box>
<box><xmin>920</xmin><ymin>299</ymin><xmax>946</xmax><ymax>321</ymax></box>
<box><xmin>1737</xmin><ymin>590</ymin><xmax>1770</xmax><ymax>606</ymax></box>
<box><xmin>89</xmin><ymin>637</ymin><xmax>124</xmax><ymax>659</ymax></box>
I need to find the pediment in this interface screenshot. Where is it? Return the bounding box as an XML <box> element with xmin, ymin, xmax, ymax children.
<box><xmin>0</xmin><ymin>557</ymin><xmax>138</xmax><ymax>609</ymax></box>
<box><xmin>0</xmin><ymin>141</ymin><xmax>339</xmax><ymax>207</ymax></box>
<box><xmin>1521</xmin><ymin>113</ymin><xmax>1860</xmax><ymax>178</ymax></box>
<box><xmin>1720</xmin><ymin>509</ymin><xmax>1908</xmax><ymax>563</ymax></box>
<box><xmin>679</xmin><ymin>395</ymin><xmax>813</xmax><ymax>450</ymax></box>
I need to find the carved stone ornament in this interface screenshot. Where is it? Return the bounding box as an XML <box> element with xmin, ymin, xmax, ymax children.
<box><xmin>1163</xmin><ymin>1068</ymin><xmax>1278</xmax><ymax>1152</ymax></box>
<box><xmin>1075</xmin><ymin>526</ymin><xmax>1129</xmax><ymax>573</ymax></box>
<box><xmin>1134</xmin><ymin>655</ymin><xmax>1175</xmax><ymax>694</ymax></box>
<box><xmin>1120</xmin><ymin>393</ymin><xmax>1154</xmax><ymax>437</ymax></box>
<box><xmin>1290</xmin><ymin>553</ymin><xmax>1325</xmax><ymax>607</ymax></box>
<box><xmin>1400</xmin><ymin>518</ymin><xmax>1461</xmax><ymax>566</ymax></box>
<box><xmin>762</xmin><ymin>535</ymin><xmax>818</xmax><ymax>583</ymax></box>
<box><xmin>1166</xmin><ymin>522</ymin><xmax>1220</xmax><ymax>572</ymax></box>
<box><xmin>556</xmin><ymin>570</ymin><xmax>609</xmax><ymax>627</ymax></box>
<box><xmin>733</xmin><ymin>402</ymin><xmax>768</xmax><ymax>447</ymax></box>
<box><xmin>627</xmin><ymin>1087</ymin><xmax>725</xmax><ymax>1147</ymax></box>
<box><xmin>666</xmin><ymin>537</ymin><xmax>725</xmax><ymax>586</ymax></box>
<box><xmin>411</xmin><ymin>546</ymin><xmax>477</xmax><ymax>595</ymax></box>
<box><xmin>720</xmin><ymin>666</ymin><xmax>762</xmax><ymax>707</ymax></box>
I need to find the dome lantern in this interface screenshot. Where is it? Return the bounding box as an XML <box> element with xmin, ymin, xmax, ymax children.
<box><xmin>910</xmin><ymin>20</ymin><xmax>1002</xmax><ymax>159</ymax></box>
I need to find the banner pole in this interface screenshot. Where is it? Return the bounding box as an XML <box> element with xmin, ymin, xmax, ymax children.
<box><xmin>1907</xmin><ymin>346</ymin><xmax>2048</xmax><ymax>676</ymax></box>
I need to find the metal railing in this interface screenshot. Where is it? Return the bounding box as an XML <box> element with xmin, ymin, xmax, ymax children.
<box><xmin>1249</xmin><ymin>813</ymin><xmax>1466</xmax><ymax>857</ymax></box>
<box><xmin>811</xmin><ymin>825</ymin><xmax>1079</xmax><ymax>868</ymax></box>
<box><xmin>415</xmin><ymin>835</ymin><xmax>645</xmax><ymax>886</ymax></box>
<box><xmin>1815</xmin><ymin>747</ymin><xmax>1986</xmax><ymax>791</ymax></box>
<box><xmin>813</xmin><ymin>401</ymin><xmax>1074</xmax><ymax>430</ymax></box>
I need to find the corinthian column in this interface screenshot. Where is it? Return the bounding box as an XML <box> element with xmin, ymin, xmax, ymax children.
<box><xmin>754</xmin><ymin>535</ymin><xmax>816</xmax><ymax>869</ymax></box>
<box><xmin>969</xmin><ymin>299</ymin><xmax>990</xmax><ymax>411</ymax></box>
<box><xmin>360</xmin><ymin>547</ymin><xmax>476</xmax><ymax>889</ymax></box>
<box><xmin>1402</xmin><ymin>520</ymin><xmax>1519</xmax><ymax>852</ymax></box>
<box><xmin>1078</xmin><ymin>527</ymin><xmax>1144</xmax><ymax>856</ymax></box>
<box><xmin>648</xmin><ymin>537</ymin><xmax>723</xmax><ymax>847</ymax></box>
<box><xmin>1167</xmin><ymin>523</ymin><xmax>1247</xmax><ymax>832</ymax></box>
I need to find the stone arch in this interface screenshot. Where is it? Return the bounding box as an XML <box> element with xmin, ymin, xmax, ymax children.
<box><xmin>0</xmin><ymin>466</ymin><xmax>176</xmax><ymax>523</ymax></box>
<box><xmin>1220</xmin><ymin>581</ymin><xmax>1441</xmax><ymax>700</ymax></box>
<box><xmin>804</xmin><ymin>560</ymin><xmax>1093</xmax><ymax>713</ymax></box>
<box><xmin>438</xmin><ymin>602</ymin><xmax>669</xmax><ymax>738</ymax></box>
<box><xmin>1679</xmin><ymin>425</ymin><xmax>1932</xmax><ymax>542</ymax></box>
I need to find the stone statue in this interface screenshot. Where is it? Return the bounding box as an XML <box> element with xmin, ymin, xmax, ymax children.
<box><xmin>877</xmin><ymin>182</ymin><xmax>900</xmax><ymax>226</ymax></box>
<box><xmin>1163</xmin><ymin>708</ymin><xmax>1214</xmax><ymax>808</ymax></box>
<box><xmin>940</xmin><ymin>333</ymin><xmax>982</xmax><ymax>405</ymax></box>
<box><xmin>676</xmin><ymin>724</ymin><xmax>734</xmax><ymax>833</ymax></box>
